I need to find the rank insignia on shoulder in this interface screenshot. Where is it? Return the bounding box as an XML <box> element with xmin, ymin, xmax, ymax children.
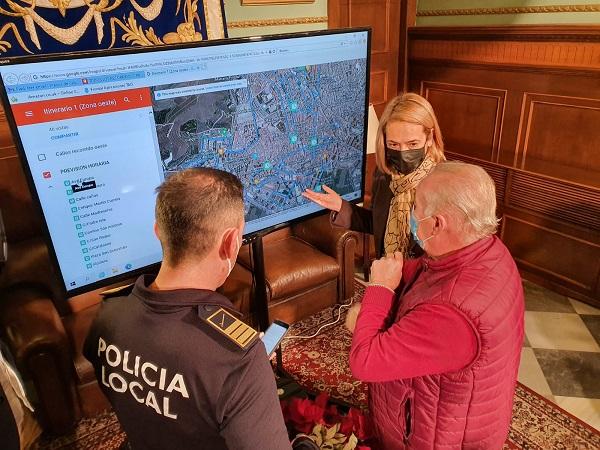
<box><xmin>204</xmin><ymin>308</ymin><xmax>258</xmax><ymax>349</ymax></box>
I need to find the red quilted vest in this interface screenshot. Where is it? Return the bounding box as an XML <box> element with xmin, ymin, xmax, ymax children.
<box><xmin>368</xmin><ymin>236</ymin><xmax>524</xmax><ymax>450</ymax></box>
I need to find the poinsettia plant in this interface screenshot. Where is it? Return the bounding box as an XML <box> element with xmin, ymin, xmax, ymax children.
<box><xmin>280</xmin><ymin>393</ymin><xmax>372</xmax><ymax>449</ymax></box>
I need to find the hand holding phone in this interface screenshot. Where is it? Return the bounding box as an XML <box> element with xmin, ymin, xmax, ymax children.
<box><xmin>260</xmin><ymin>320</ymin><xmax>290</xmax><ymax>356</ymax></box>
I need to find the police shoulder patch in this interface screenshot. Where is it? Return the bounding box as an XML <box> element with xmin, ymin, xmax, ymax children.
<box><xmin>200</xmin><ymin>307</ymin><xmax>258</xmax><ymax>349</ymax></box>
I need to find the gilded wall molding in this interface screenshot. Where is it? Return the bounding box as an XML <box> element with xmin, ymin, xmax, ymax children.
<box><xmin>417</xmin><ymin>4</ymin><xmax>600</xmax><ymax>17</ymax></box>
<box><xmin>228</xmin><ymin>16</ymin><xmax>328</xmax><ymax>28</ymax></box>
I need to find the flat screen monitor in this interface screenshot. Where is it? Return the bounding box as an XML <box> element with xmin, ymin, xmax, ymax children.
<box><xmin>0</xmin><ymin>28</ymin><xmax>371</xmax><ymax>296</ymax></box>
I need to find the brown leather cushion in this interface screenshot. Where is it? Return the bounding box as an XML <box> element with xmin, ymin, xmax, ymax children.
<box><xmin>0</xmin><ymin>238</ymin><xmax>67</xmax><ymax>312</ymax></box>
<box><xmin>238</xmin><ymin>237</ymin><xmax>339</xmax><ymax>301</ymax></box>
<box><xmin>62</xmin><ymin>303</ymin><xmax>100</xmax><ymax>385</ymax></box>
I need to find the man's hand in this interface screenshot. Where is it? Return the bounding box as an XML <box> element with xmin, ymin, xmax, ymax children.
<box><xmin>345</xmin><ymin>302</ymin><xmax>362</xmax><ymax>334</ymax></box>
<box><xmin>258</xmin><ymin>332</ymin><xmax>277</xmax><ymax>361</ymax></box>
<box><xmin>302</xmin><ymin>184</ymin><xmax>343</xmax><ymax>212</ymax></box>
<box><xmin>369</xmin><ymin>252</ymin><xmax>404</xmax><ymax>291</ymax></box>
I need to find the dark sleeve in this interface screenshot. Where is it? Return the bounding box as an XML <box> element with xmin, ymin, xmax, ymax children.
<box><xmin>350</xmin><ymin>287</ymin><xmax>478</xmax><ymax>382</ymax></box>
<box><xmin>218</xmin><ymin>343</ymin><xmax>292</xmax><ymax>450</ymax></box>
<box><xmin>83</xmin><ymin>309</ymin><xmax>101</xmax><ymax>364</ymax></box>
<box><xmin>331</xmin><ymin>200</ymin><xmax>374</xmax><ymax>235</ymax></box>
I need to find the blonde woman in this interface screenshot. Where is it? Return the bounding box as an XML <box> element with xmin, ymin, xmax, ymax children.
<box><xmin>303</xmin><ymin>92</ymin><xmax>445</xmax><ymax>259</ymax></box>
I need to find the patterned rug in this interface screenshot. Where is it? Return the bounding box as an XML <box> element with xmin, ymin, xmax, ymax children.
<box><xmin>34</xmin><ymin>411</ymin><xmax>125</xmax><ymax>449</ymax></box>
<box><xmin>35</xmin><ymin>281</ymin><xmax>600</xmax><ymax>449</ymax></box>
<box><xmin>280</xmin><ymin>281</ymin><xmax>600</xmax><ymax>450</ymax></box>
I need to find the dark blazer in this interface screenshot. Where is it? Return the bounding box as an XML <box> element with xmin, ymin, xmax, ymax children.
<box><xmin>332</xmin><ymin>169</ymin><xmax>422</xmax><ymax>259</ymax></box>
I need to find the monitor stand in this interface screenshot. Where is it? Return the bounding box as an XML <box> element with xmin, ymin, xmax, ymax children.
<box><xmin>250</xmin><ymin>235</ymin><xmax>270</xmax><ymax>332</ymax></box>
<box><xmin>249</xmin><ymin>234</ymin><xmax>286</xmax><ymax>374</ymax></box>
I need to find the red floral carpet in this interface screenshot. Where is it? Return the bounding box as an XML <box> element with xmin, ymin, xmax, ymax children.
<box><xmin>35</xmin><ymin>281</ymin><xmax>600</xmax><ymax>449</ymax></box>
<box><xmin>281</xmin><ymin>281</ymin><xmax>600</xmax><ymax>450</ymax></box>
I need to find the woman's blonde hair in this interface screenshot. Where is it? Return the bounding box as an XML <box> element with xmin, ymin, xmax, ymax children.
<box><xmin>375</xmin><ymin>92</ymin><xmax>445</xmax><ymax>174</ymax></box>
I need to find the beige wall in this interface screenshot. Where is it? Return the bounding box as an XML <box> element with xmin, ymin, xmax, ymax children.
<box><xmin>224</xmin><ymin>0</ymin><xmax>328</xmax><ymax>38</ymax></box>
<box><xmin>416</xmin><ymin>0</ymin><xmax>600</xmax><ymax>26</ymax></box>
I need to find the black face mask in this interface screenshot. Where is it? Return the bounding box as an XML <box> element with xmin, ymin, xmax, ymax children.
<box><xmin>386</xmin><ymin>147</ymin><xmax>425</xmax><ymax>174</ymax></box>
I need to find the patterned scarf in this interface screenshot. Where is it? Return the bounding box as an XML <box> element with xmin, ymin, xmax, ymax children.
<box><xmin>383</xmin><ymin>156</ymin><xmax>436</xmax><ymax>256</ymax></box>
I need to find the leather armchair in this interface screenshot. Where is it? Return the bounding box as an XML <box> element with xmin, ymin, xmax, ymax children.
<box><xmin>0</xmin><ymin>214</ymin><xmax>358</xmax><ymax>434</ymax></box>
<box><xmin>233</xmin><ymin>214</ymin><xmax>358</xmax><ymax>325</ymax></box>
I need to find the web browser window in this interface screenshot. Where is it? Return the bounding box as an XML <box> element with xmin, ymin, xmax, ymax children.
<box><xmin>0</xmin><ymin>30</ymin><xmax>370</xmax><ymax>294</ymax></box>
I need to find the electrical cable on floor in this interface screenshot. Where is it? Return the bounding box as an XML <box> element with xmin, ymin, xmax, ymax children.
<box><xmin>283</xmin><ymin>296</ymin><xmax>355</xmax><ymax>340</ymax></box>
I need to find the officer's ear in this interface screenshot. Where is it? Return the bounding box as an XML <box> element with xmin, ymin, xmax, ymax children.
<box><xmin>219</xmin><ymin>227</ymin><xmax>240</xmax><ymax>261</ymax></box>
<box><xmin>153</xmin><ymin>222</ymin><xmax>161</xmax><ymax>241</ymax></box>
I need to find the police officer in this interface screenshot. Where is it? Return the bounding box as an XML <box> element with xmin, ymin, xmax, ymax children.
<box><xmin>84</xmin><ymin>168</ymin><xmax>292</xmax><ymax>450</ymax></box>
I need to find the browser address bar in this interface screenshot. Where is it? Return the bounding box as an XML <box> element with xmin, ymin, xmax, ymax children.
<box><xmin>154</xmin><ymin>79</ymin><xmax>248</xmax><ymax>100</ymax></box>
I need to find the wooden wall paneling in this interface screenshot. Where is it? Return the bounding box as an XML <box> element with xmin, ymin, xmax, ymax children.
<box><xmin>408</xmin><ymin>26</ymin><xmax>600</xmax><ymax>70</ymax></box>
<box><xmin>369</xmin><ymin>71</ymin><xmax>388</xmax><ymax>106</ymax></box>
<box><xmin>0</xmin><ymin>106</ymin><xmax>15</xmax><ymax>158</ymax></box>
<box><xmin>329</xmin><ymin>0</ymin><xmax>400</xmax><ymax>115</ymax></box>
<box><xmin>447</xmin><ymin>151</ymin><xmax>600</xmax><ymax>304</ymax></box>
<box><xmin>397</xmin><ymin>0</ymin><xmax>417</xmax><ymax>93</ymax></box>
<box><xmin>516</xmin><ymin>93</ymin><xmax>600</xmax><ymax>188</ymax></box>
<box><xmin>408</xmin><ymin>63</ymin><xmax>600</xmax><ymax>176</ymax></box>
<box><xmin>507</xmin><ymin>171</ymin><xmax>600</xmax><ymax>232</ymax></box>
<box><xmin>409</xmin><ymin>39</ymin><xmax>600</xmax><ymax>70</ymax></box>
<box><xmin>501</xmin><ymin>215</ymin><xmax>600</xmax><ymax>302</ymax></box>
<box><xmin>421</xmin><ymin>82</ymin><xmax>506</xmax><ymax>162</ymax></box>
<box><xmin>449</xmin><ymin>151</ymin><xmax>600</xmax><ymax>243</ymax></box>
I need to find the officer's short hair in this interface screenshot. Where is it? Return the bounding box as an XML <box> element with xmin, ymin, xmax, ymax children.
<box><xmin>155</xmin><ymin>168</ymin><xmax>244</xmax><ymax>266</ymax></box>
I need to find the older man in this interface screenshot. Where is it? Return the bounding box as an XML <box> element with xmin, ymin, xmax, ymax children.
<box><xmin>84</xmin><ymin>168</ymin><xmax>291</xmax><ymax>450</ymax></box>
<box><xmin>348</xmin><ymin>162</ymin><xmax>524</xmax><ymax>450</ymax></box>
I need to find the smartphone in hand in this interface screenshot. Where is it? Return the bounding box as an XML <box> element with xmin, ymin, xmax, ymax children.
<box><xmin>260</xmin><ymin>320</ymin><xmax>290</xmax><ymax>356</ymax></box>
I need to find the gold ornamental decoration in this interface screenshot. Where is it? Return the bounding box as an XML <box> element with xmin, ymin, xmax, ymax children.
<box><xmin>0</xmin><ymin>0</ymin><xmax>208</xmax><ymax>55</ymax></box>
<box><xmin>228</xmin><ymin>16</ymin><xmax>328</xmax><ymax>28</ymax></box>
<box><xmin>417</xmin><ymin>4</ymin><xmax>600</xmax><ymax>16</ymax></box>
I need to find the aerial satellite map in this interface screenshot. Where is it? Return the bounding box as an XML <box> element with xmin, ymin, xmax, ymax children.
<box><xmin>151</xmin><ymin>60</ymin><xmax>366</xmax><ymax>222</ymax></box>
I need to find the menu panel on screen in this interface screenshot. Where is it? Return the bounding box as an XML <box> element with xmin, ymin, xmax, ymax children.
<box><xmin>0</xmin><ymin>29</ymin><xmax>370</xmax><ymax>295</ymax></box>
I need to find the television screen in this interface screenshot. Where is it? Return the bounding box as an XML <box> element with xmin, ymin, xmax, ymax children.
<box><xmin>0</xmin><ymin>28</ymin><xmax>370</xmax><ymax>296</ymax></box>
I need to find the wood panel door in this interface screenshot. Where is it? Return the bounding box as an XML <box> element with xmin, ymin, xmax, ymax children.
<box><xmin>408</xmin><ymin>26</ymin><xmax>600</xmax><ymax>305</ymax></box>
<box><xmin>329</xmin><ymin>0</ymin><xmax>401</xmax><ymax>116</ymax></box>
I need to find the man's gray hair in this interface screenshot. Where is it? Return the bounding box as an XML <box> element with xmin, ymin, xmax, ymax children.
<box><xmin>424</xmin><ymin>161</ymin><xmax>499</xmax><ymax>240</ymax></box>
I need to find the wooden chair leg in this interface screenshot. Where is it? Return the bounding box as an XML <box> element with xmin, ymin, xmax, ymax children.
<box><xmin>362</xmin><ymin>233</ymin><xmax>371</xmax><ymax>281</ymax></box>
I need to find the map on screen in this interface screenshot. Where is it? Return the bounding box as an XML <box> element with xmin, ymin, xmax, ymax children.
<box><xmin>152</xmin><ymin>60</ymin><xmax>366</xmax><ymax>224</ymax></box>
<box><xmin>0</xmin><ymin>29</ymin><xmax>369</xmax><ymax>295</ymax></box>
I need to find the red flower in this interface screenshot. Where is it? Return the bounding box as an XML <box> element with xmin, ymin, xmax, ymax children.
<box><xmin>280</xmin><ymin>393</ymin><xmax>372</xmax><ymax>442</ymax></box>
<box><xmin>284</xmin><ymin>396</ymin><xmax>327</xmax><ymax>434</ymax></box>
<box><xmin>337</xmin><ymin>407</ymin><xmax>372</xmax><ymax>441</ymax></box>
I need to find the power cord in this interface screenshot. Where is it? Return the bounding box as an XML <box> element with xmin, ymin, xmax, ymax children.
<box><xmin>283</xmin><ymin>296</ymin><xmax>355</xmax><ymax>340</ymax></box>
